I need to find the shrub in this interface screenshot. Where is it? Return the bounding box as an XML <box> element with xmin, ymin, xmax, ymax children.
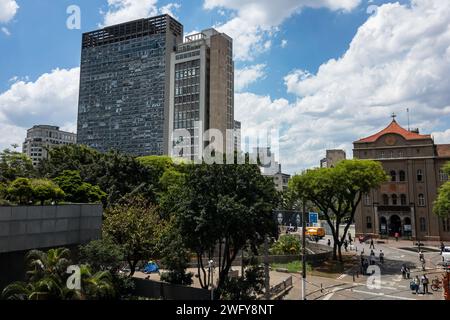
<box><xmin>269</xmin><ymin>234</ymin><xmax>301</xmax><ymax>255</ymax></box>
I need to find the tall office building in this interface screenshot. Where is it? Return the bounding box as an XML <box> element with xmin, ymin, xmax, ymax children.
<box><xmin>77</xmin><ymin>15</ymin><xmax>183</xmax><ymax>156</ymax></box>
<box><xmin>234</xmin><ymin>120</ymin><xmax>241</xmax><ymax>152</ymax></box>
<box><xmin>22</xmin><ymin>125</ymin><xmax>77</xmax><ymax>167</ymax></box>
<box><xmin>168</xmin><ymin>29</ymin><xmax>234</xmax><ymax>160</ymax></box>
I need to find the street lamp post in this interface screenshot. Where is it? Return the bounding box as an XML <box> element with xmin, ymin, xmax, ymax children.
<box><xmin>208</xmin><ymin>260</ymin><xmax>215</xmax><ymax>300</ymax></box>
<box><xmin>302</xmin><ymin>201</ymin><xmax>307</xmax><ymax>300</ymax></box>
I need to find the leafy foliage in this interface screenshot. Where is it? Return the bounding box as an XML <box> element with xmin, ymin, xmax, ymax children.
<box><xmin>53</xmin><ymin>170</ymin><xmax>106</xmax><ymax>204</ymax></box>
<box><xmin>217</xmin><ymin>266</ymin><xmax>265</xmax><ymax>300</ymax></box>
<box><xmin>171</xmin><ymin>156</ymin><xmax>277</xmax><ymax>292</ymax></box>
<box><xmin>103</xmin><ymin>196</ymin><xmax>171</xmax><ymax>276</ymax></box>
<box><xmin>0</xmin><ymin>149</ymin><xmax>35</xmax><ymax>183</ymax></box>
<box><xmin>269</xmin><ymin>234</ymin><xmax>301</xmax><ymax>255</ymax></box>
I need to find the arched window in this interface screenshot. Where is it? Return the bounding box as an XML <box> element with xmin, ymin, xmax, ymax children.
<box><xmin>390</xmin><ymin>170</ymin><xmax>397</xmax><ymax>182</ymax></box>
<box><xmin>382</xmin><ymin>194</ymin><xmax>389</xmax><ymax>205</ymax></box>
<box><xmin>417</xmin><ymin>169</ymin><xmax>423</xmax><ymax>182</ymax></box>
<box><xmin>364</xmin><ymin>193</ymin><xmax>371</xmax><ymax>206</ymax></box>
<box><xmin>399</xmin><ymin>170</ymin><xmax>406</xmax><ymax>182</ymax></box>
<box><xmin>419</xmin><ymin>217</ymin><xmax>426</xmax><ymax>232</ymax></box>
<box><xmin>366</xmin><ymin>216</ymin><xmax>372</xmax><ymax>229</ymax></box>
<box><xmin>400</xmin><ymin>194</ymin><xmax>407</xmax><ymax>206</ymax></box>
<box><xmin>418</xmin><ymin>194</ymin><xmax>425</xmax><ymax>206</ymax></box>
<box><xmin>392</xmin><ymin>194</ymin><xmax>398</xmax><ymax>205</ymax></box>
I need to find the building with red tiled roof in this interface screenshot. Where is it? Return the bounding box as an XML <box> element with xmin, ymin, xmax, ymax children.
<box><xmin>353</xmin><ymin>119</ymin><xmax>450</xmax><ymax>241</ymax></box>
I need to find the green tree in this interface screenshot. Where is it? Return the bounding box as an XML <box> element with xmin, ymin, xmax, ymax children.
<box><xmin>53</xmin><ymin>170</ymin><xmax>106</xmax><ymax>204</ymax></box>
<box><xmin>78</xmin><ymin>238</ymin><xmax>125</xmax><ymax>273</ymax></box>
<box><xmin>290</xmin><ymin>159</ymin><xmax>388</xmax><ymax>261</ymax></box>
<box><xmin>39</xmin><ymin>145</ymin><xmax>159</xmax><ymax>206</ymax></box>
<box><xmin>0</xmin><ymin>149</ymin><xmax>35</xmax><ymax>183</ymax></box>
<box><xmin>434</xmin><ymin>163</ymin><xmax>450</xmax><ymax>217</ymax></box>
<box><xmin>217</xmin><ymin>265</ymin><xmax>265</xmax><ymax>300</ymax></box>
<box><xmin>7</xmin><ymin>178</ymin><xmax>34</xmax><ymax>205</ymax></box>
<box><xmin>31</xmin><ymin>179</ymin><xmax>65</xmax><ymax>205</ymax></box>
<box><xmin>172</xmin><ymin>156</ymin><xmax>277</xmax><ymax>293</ymax></box>
<box><xmin>103</xmin><ymin>197</ymin><xmax>170</xmax><ymax>276</ymax></box>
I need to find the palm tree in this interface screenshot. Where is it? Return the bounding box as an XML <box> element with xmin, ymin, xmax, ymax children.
<box><xmin>1</xmin><ymin>276</ymin><xmax>64</xmax><ymax>300</ymax></box>
<box><xmin>79</xmin><ymin>265</ymin><xmax>115</xmax><ymax>300</ymax></box>
<box><xmin>26</xmin><ymin>248</ymin><xmax>71</xmax><ymax>282</ymax></box>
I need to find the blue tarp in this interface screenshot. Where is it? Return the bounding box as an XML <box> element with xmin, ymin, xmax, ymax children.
<box><xmin>143</xmin><ymin>262</ymin><xmax>159</xmax><ymax>274</ymax></box>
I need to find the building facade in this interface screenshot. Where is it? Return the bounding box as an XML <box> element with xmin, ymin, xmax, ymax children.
<box><xmin>320</xmin><ymin>149</ymin><xmax>346</xmax><ymax>168</ymax></box>
<box><xmin>234</xmin><ymin>120</ymin><xmax>241</xmax><ymax>153</ymax></box>
<box><xmin>168</xmin><ymin>29</ymin><xmax>234</xmax><ymax>160</ymax></box>
<box><xmin>353</xmin><ymin>119</ymin><xmax>450</xmax><ymax>241</ymax></box>
<box><xmin>22</xmin><ymin>125</ymin><xmax>77</xmax><ymax>166</ymax></box>
<box><xmin>77</xmin><ymin>15</ymin><xmax>183</xmax><ymax>156</ymax></box>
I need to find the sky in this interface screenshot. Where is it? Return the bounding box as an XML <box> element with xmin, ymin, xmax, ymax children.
<box><xmin>0</xmin><ymin>0</ymin><xmax>450</xmax><ymax>174</ymax></box>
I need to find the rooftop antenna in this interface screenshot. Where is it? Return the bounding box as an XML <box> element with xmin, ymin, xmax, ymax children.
<box><xmin>391</xmin><ymin>112</ymin><xmax>397</xmax><ymax>121</ymax></box>
<box><xmin>407</xmin><ymin>108</ymin><xmax>410</xmax><ymax>131</ymax></box>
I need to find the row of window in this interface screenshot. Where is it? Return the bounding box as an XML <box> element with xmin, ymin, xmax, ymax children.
<box><xmin>388</xmin><ymin>169</ymin><xmax>448</xmax><ymax>182</ymax></box>
<box><xmin>366</xmin><ymin>217</ymin><xmax>450</xmax><ymax>232</ymax></box>
<box><xmin>364</xmin><ymin>193</ymin><xmax>426</xmax><ymax>206</ymax></box>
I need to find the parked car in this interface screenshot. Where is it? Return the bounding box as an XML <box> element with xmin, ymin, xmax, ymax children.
<box><xmin>442</xmin><ymin>246</ymin><xmax>450</xmax><ymax>264</ymax></box>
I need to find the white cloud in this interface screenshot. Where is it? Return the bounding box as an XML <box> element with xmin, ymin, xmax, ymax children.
<box><xmin>1</xmin><ymin>26</ymin><xmax>10</xmax><ymax>36</ymax></box>
<box><xmin>0</xmin><ymin>68</ymin><xmax>80</xmax><ymax>150</ymax></box>
<box><xmin>281</xmin><ymin>39</ymin><xmax>288</xmax><ymax>48</ymax></box>
<box><xmin>101</xmin><ymin>0</ymin><xmax>159</xmax><ymax>27</ymax></box>
<box><xmin>0</xmin><ymin>0</ymin><xmax>19</xmax><ymax>24</ymax></box>
<box><xmin>159</xmin><ymin>3</ymin><xmax>181</xmax><ymax>19</ymax></box>
<box><xmin>100</xmin><ymin>0</ymin><xmax>182</xmax><ymax>27</ymax></box>
<box><xmin>204</xmin><ymin>0</ymin><xmax>361</xmax><ymax>60</ymax></box>
<box><xmin>235</xmin><ymin>64</ymin><xmax>266</xmax><ymax>91</ymax></box>
<box><xmin>237</xmin><ymin>0</ymin><xmax>450</xmax><ymax>173</ymax></box>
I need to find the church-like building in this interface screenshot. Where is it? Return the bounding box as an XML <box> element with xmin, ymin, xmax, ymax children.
<box><xmin>353</xmin><ymin>118</ymin><xmax>450</xmax><ymax>241</ymax></box>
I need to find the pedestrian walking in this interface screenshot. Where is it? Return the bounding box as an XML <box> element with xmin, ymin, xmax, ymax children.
<box><xmin>348</xmin><ymin>233</ymin><xmax>353</xmax><ymax>245</ymax></box>
<box><xmin>441</xmin><ymin>242</ymin><xmax>446</xmax><ymax>255</ymax></box>
<box><xmin>327</xmin><ymin>238</ymin><xmax>331</xmax><ymax>247</ymax></box>
<box><xmin>363</xmin><ymin>259</ymin><xmax>369</xmax><ymax>275</ymax></box>
<box><xmin>344</xmin><ymin>240</ymin><xmax>349</xmax><ymax>252</ymax></box>
<box><xmin>421</xmin><ymin>258</ymin><xmax>426</xmax><ymax>271</ymax></box>
<box><xmin>370</xmin><ymin>239</ymin><xmax>375</xmax><ymax>249</ymax></box>
<box><xmin>401</xmin><ymin>264</ymin><xmax>407</xmax><ymax>279</ymax></box>
<box><xmin>418</xmin><ymin>251</ymin><xmax>424</xmax><ymax>262</ymax></box>
<box><xmin>405</xmin><ymin>266</ymin><xmax>411</xmax><ymax>279</ymax></box>
<box><xmin>394</xmin><ymin>232</ymin><xmax>399</xmax><ymax>242</ymax></box>
<box><xmin>412</xmin><ymin>276</ymin><xmax>420</xmax><ymax>294</ymax></box>
<box><xmin>421</xmin><ymin>274</ymin><xmax>429</xmax><ymax>294</ymax></box>
<box><xmin>379</xmin><ymin>250</ymin><xmax>384</xmax><ymax>264</ymax></box>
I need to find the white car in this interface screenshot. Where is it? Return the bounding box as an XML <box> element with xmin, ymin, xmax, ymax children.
<box><xmin>442</xmin><ymin>246</ymin><xmax>450</xmax><ymax>263</ymax></box>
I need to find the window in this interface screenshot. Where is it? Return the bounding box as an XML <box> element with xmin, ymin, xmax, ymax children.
<box><xmin>400</xmin><ymin>194</ymin><xmax>407</xmax><ymax>206</ymax></box>
<box><xmin>439</xmin><ymin>169</ymin><xmax>449</xmax><ymax>182</ymax></box>
<box><xmin>382</xmin><ymin>194</ymin><xmax>389</xmax><ymax>205</ymax></box>
<box><xmin>390</xmin><ymin>170</ymin><xmax>397</xmax><ymax>182</ymax></box>
<box><xmin>417</xmin><ymin>169</ymin><xmax>423</xmax><ymax>182</ymax></box>
<box><xmin>418</xmin><ymin>194</ymin><xmax>425</xmax><ymax>206</ymax></box>
<box><xmin>380</xmin><ymin>151</ymin><xmax>385</xmax><ymax>158</ymax></box>
<box><xmin>399</xmin><ymin>170</ymin><xmax>406</xmax><ymax>182</ymax></box>
<box><xmin>419</xmin><ymin>217</ymin><xmax>426</xmax><ymax>232</ymax></box>
<box><xmin>399</xmin><ymin>151</ymin><xmax>404</xmax><ymax>158</ymax></box>
<box><xmin>392</xmin><ymin>194</ymin><xmax>398</xmax><ymax>205</ymax></box>
<box><xmin>443</xmin><ymin>218</ymin><xmax>450</xmax><ymax>232</ymax></box>
<box><xmin>366</xmin><ymin>216</ymin><xmax>372</xmax><ymax>229</ymax></box>
<box><xmin>364</xmin><ymin>193</ymin><xmax>371</xmax><ymax>206</ymax></box>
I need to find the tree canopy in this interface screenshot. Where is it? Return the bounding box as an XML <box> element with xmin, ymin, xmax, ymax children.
<box><xmin>434</xmin><ymin>162</ymin><xmax>450</xmax><ymax>217</ymax></box>
<box><xmin>169</xmin><ymin>157</ymin><xmax>278</xmax><ymax>293</ymax></box>
<box><xmin>290</xmin><ymin>159</ymin><xmax>388</xmax><ymax>261</ymax></box>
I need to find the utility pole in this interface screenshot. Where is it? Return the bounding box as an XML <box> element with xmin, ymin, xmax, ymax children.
<box><xmin>302</xmin><ymin>201</ymin><xmax>307</xmax><ymax>300</ymax></box>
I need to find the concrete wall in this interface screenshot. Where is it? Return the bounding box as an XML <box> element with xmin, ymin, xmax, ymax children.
<box><xmin>0</xmin><ymin>204</ymin><xmax>102</xmax><ymax>254</ymax></box>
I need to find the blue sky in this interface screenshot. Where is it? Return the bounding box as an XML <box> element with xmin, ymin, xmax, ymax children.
<box><xmin>0</xmin><ymin>0</ymin><xmax>449</xmax><ymax>173</ymax></box>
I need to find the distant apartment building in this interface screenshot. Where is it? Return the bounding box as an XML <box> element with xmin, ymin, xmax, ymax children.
<box><xmin>256</xmin><ymin>147</ymin><xmax>290</xmax><ymax>192</ymax></box>
<box><xmin>22</xmin><ymin>125</ymin><xmax>77</xmax><ymax>166</ymax></box>
<box><xmin>320</xmin><ymin>149</ymin><xmax>346</xmax><ymax>168</ymax></box>
<box><xmin>77</xmin><ymin>15</ymin><xmax>183</xmax><ymax>156</ymax></box>
<box><xmin>169</xmin><ymin>28</ymin><xmax>234</xmax><ymax>160</ymax></box>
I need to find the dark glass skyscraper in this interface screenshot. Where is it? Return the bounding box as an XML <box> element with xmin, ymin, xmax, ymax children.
<box><xmin>77</xmin><ymin>15</ymin><xmax>183</xmax><ymax>156</ymax></box>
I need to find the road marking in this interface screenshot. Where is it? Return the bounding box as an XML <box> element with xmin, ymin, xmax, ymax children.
<box><xmin>350</xmin><ymin>289</ymin><xmax>416</xmax><ymax>300</ymax></box>
<box><xmin>337</xmin><ymin>274</ymin><xmax>347</xmax><ymax>280</ymax></box>
<box><xmin>323</xmin><ymin>287</ymin><xmax>341</xmax><ymax>300</ymax></box>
